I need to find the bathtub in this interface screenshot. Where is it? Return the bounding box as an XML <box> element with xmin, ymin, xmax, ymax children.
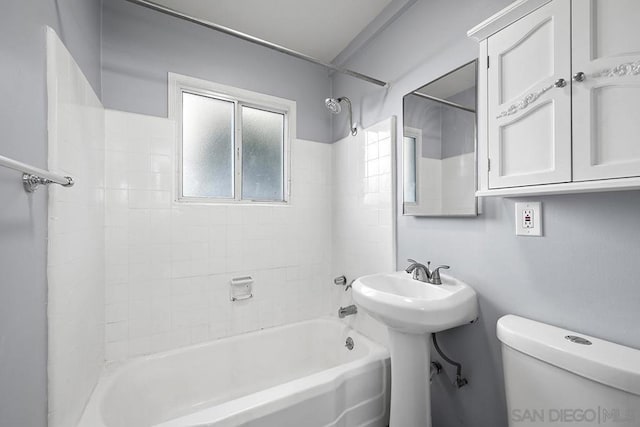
<box><xmin>79</xmin><ymin>317</ymin><xmax>390</xmax><ymax>427</ymax></box>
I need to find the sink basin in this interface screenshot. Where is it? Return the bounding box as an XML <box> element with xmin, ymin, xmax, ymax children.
<box><xmin>352</xmin><ymin>270</ymin><xmax>478</xmax><ymax>427</ymax></box>
<box><xmin>353</xmin><ymin>270</ymin><xmax>478</xmax><ymax>334</ymax></box>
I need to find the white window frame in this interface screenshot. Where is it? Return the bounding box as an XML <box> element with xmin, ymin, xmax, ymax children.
<box><xmin>169</xmin><ymin>72</ymin><xmax>295</xmax><ymax>205</ymax></box>
<box><xmin>402</xmin><ymin>126</ymin><xmax>422</xmax><ymax>210</ymax></box>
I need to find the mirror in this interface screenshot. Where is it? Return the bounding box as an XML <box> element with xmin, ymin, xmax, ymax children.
<box><xmin>402</xmin><ymin>60</ymin><xmax>478</xmax><ymax>216</ymax></box>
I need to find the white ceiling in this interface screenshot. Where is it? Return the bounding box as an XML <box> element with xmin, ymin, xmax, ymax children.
<box><xmin>151</xmin><ymin>0</ymin><xmax>394</xmax><ymax>63</ymax></box>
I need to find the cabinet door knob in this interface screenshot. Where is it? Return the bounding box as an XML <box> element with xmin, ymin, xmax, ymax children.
<box><xmin>572</xmin><ymin>72</ymin><xmax>586</xmax><ymax>82</ymax></box>
<box><xmin>554</xmin><ymin>78</ymin><xmax>567</xmax><ymax>88</ymax></box>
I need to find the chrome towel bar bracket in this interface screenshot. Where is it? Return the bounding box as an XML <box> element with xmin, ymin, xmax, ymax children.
<box><xmin>0</xmin><ymin>154</ymin><xmax>75</xmax><ymax>193</ymax></box>
<box><xmin>22</xmin><ymin>173</ymin><xmax>74</xmax><ymax>193</ymax></box>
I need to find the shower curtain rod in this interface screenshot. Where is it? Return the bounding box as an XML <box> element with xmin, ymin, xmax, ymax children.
<box><xmin>124</xmin><ymin>0</ymin><xmax>390</xmax><ymax>88</ymax></box>
<box><xmin>410</xmin><ymin>91</ymin><xmax>477</xmax><ymax>113</ymax></box>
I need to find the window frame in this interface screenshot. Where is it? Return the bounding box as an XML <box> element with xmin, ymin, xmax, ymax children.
<box><xmin>402</xmin><ymin>126</ymin><xmax>422</xmax><ymax>208</ymax></box>
<box><xmin>169</xmin><ymin>73</ymin><xmax>295</xmax><ymax>205</ymax></box>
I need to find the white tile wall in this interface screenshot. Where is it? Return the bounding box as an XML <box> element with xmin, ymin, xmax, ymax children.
<box><xmin>104</xmin><ymin>110</ymin><xmax>334</xmax><ymax>361</ymax></box>
<box><xmin>442</xmin><ymin>152</ymin><xmax>476</xmax><ymax>214</ymax></box>
<box><xmin>416</xmin><ymin>157</ymin><xmax>443</xmax><ymax>214</ymax></box>
<box><xmin>332</xmin><ymin>118</ymin><xmax>396</xmax><ymax>346</ymax></box>
<box><xmin>46</xmin><ymin>28</ymin><xmax>105</xmax><ymax>427</ymax></box>
<box><xmin>46</xmin><ymin>25</ymin><xmax>395</xmax><ymax>418</ymax></box>
<box><xmin>406</xmin><ymin>153</ymin><xmax>475</xmax><ymax>216</ymax></box>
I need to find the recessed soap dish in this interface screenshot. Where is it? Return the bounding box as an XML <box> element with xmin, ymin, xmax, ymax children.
<box><xmin>230</xmin><ymin>276</ymin><xmax>253</xmax><ymax>301</ymax></box>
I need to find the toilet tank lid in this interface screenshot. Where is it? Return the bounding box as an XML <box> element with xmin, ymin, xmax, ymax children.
<box><xmin>497</xmin><ymin>315</ymin><xmax>640</xmax><ymax>396</ymax></box>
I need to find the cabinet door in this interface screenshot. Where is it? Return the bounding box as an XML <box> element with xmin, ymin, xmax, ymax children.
<box><xmin>572</xmin><ymin>0</ymin><xmax>640</xmax><ymax>181</ymax></box>
<box><xmin>487</xmin><ymin>0</ymin><xmax>571</xmax><ymax>189</ymax></box>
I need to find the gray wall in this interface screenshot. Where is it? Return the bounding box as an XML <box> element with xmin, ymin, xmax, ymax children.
<box><xmin>403</xmin><ymin>94</ymin><xmax>442</xmax><ymax>159</ymax></box>
<box><xmin>441</xmin><ymin>88</ymin><xmax>475</xmax><ymax>159</ymax></box>
<box><xmin>332</xmin><ymin>1</ymin><xmax>640</xmax><ymax>426</ymax></box>
<box><xmin>0</xmin><ymin>1</ymin><xmax>102</xmax><ymax>425</ymax></box>
<box><xmin>404</xmin><ymin>88</ymin><xmax>475</xmax><ymax>160</ymax></box>
<box><xmin>101</xmin><ymin>0</ymin><xmax>332</xmax><ymax>143</ymax></box>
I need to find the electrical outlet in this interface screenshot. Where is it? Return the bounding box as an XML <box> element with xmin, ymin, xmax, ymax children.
<box><xmin>515</xmin><ymin>202</ymin><xmax>542</xmax><ymax>236</ymax></box>
<box><xmin>523</xmin><ymin>209</ymin><xmax>534</xmax><ymax>228</ymax></box>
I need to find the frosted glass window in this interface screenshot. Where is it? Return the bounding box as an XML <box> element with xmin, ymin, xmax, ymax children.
<box><xmin>176</xmin><ymin>78</ymin><xmax>291</xmax><ymax>204</ymax></box>
<box><xmin>403</xmin><ymin>136</ymin><xmax>417</xmax><ymax>203</ymax></box>
<box><xmin>182</xmin><ymin>92</ymin><xmax>234</xmax><ymax>198</ymax></box>
<box><xmin>241</xmin><ymin>106</ymin><xmax>285</xmax><ymax>201</ymax></box>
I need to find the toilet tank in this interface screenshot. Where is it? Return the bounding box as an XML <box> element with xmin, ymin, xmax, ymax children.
<box><xmin>497</xmin><ymin>315</ymin><xmax>640</xmax><ymax>427</ymax></box>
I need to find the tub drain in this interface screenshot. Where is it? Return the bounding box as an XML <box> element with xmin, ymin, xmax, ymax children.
<box><xmin>345</xmin><ymin>337</ymin><xmax>354</xmax><ymax>350</ymax></box>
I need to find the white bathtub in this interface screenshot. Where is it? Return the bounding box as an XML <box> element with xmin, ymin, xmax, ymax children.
<box><xmin>79</xmin><ymin>317</ymin><xmax>390</xmax><ymax>427</ymax></box>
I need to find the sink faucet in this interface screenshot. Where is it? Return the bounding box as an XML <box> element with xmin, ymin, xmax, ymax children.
<box><xmin>406</xmin><ymin>259</ymin><xmax>431</xmax><ymax>282</ymax></box>
<box><xmin>406</xmin><ymin>259</ymin><xmax>450</xmax><ymax>285</ymax></box>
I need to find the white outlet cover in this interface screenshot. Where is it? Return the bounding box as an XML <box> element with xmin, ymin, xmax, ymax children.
<box><xmin>515</xmin><ymin>202</ymin><xmax>542</xmax><ymax>236</ymax></box>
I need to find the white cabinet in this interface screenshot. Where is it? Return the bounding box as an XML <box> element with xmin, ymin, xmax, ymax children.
<box><xmin>487</xmin><ymin>0</ymin><xmax>571</xmax><ymax>188</ymax></box>
<box><xmin>470</xmin><ymin>0</ymin><xmax>640</xmax><ymax>196</ymax></box>
<box><xmin>572</xmin><ymin>0</ymin><xmax>640</xmax><ymax>182</ymax></box>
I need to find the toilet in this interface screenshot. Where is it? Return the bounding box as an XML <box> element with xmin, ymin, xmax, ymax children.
<box><xmin>497</xmin><ymin>315</ymin><xmax>640</xmax><ymax>426</ymax></box>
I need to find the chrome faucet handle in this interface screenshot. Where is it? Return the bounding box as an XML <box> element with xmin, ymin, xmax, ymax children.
<box><xmin>430</xmin><ymin>265</ymin><xmax>450</xmax><ymax>285</ymax></box>
<box><xmin>334</xmin><ymin>275</ymin><xmax>347</xmax><ymax>286</ymax></box>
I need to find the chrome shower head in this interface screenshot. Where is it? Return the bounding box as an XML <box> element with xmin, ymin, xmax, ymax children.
<box><xmin>325</xmin><ymin>97</ymin><xmax>342</xmax><ymax>114</ymax></box>
<box><xmin>324</xmin><ymin>96</ymin><xmax>357</xmax><ymax>136</ymax></box>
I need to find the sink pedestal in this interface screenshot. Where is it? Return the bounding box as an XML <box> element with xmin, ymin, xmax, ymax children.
<box><xmin>352</xmin><ymin>271</ymin><xmax>478</xmax><ymax>427</ymax></box>
<box><xmin>388</xmin><ymin>328</ymin><xmax>432</xmax><ymax>427</ymax></box>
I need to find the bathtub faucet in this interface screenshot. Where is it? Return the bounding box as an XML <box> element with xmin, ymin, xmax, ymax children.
<box><xmin>338</xmin><ymin>305</ymin><xmax>358</xmax><ymax>318</ymax></box>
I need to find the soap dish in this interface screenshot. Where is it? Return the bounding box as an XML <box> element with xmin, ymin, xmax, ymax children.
<box><xmin>230</xmin><ymin>276</ymin><xmax>253</xmax><ymax>301</ymax></box>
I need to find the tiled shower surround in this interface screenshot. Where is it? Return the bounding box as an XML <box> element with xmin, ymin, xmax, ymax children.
<box><xmin>48</xmin><ymin>46</ymin><xmax>394</xmax><ymax>417</ymax></box>
<box><xmin>333</xmin><ymin>120</ymin><xmax>395</xmax><ymax>345</ymax></box>
<box><xmin>47</xmin><ymin>29</ymin><xmax>105</xmax><ymax>427</ymax></box>
<box><xmin>104</xmin><ymin>110</ymin><xmax>388</xmax><ymax>361</ymax></box>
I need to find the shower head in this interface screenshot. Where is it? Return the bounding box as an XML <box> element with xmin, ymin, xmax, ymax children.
<box><xmin>324</xmin><ymin>97</ymin><xmax>357</xmax><ymax>136</ymax></box>
<box><xmin>325</xmin><ymin>98</ymin><xmax>342</xmax><ymax>114</ymax></box>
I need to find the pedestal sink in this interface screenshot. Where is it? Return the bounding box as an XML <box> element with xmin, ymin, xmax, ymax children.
<box><xmin>352</xmin><ymin>271</ymin><xmax>478</xmax><ymax>427</ymax></box>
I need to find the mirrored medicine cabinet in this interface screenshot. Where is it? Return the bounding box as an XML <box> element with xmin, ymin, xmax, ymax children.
<box><xmin>402</xmin><ymin>60</ymin><xmax>478</xmax><ymax>217</ymax></box>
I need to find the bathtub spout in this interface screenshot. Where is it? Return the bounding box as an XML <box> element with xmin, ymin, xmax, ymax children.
<box><xmin>338</xmin><ymin>305</ymin><xmax>358</xmax><ymax>318</ymax></box>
